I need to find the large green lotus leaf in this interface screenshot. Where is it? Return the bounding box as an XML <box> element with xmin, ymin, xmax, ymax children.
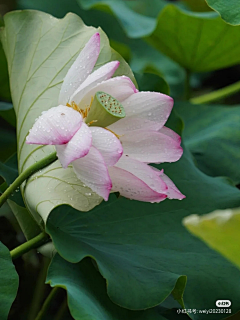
<box><xmin>1</xmin><ymin>10</ymin><xmax>135</xmax><ymax>225</ymax></box>
<box><xmin>206</xmin><ymin>0</ymin><xmax>240</xmax><ymax>25</ymax></box>
<box><xmin>177</xmin><ymin>102</ymin><xmax>240</xmax><ymax>185</ymax></box>
<box><xmin>46</xmin><ymin>145</ymin><xmax>240</xmax><ymax>318</ymax></box>
<box><xmin>77</xmin><ymin>0</ymin><xmax>167</xmax><ymax>38</ymax></box>
<box><xmin>146</xmin><ymin>5</ymin><xmax>240</xmax><ymax>72</ymax></box>
<box><xmin>47</xmin><ymin>255</ymin><xmax>189</xmax><ymax>320</ymax></box>
<box><xmin>183</xmin><ymin>207</ymin><xmax>240</xmax><ymax>269</ymax></box>
<box><xmin>0</xmin><ymin>241</ymin><xmax>19</xmax><ymax>319</ymax></box>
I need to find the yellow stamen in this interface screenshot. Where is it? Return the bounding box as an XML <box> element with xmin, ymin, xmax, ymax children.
<box><xmin>87</xmin><ymin>120</ymin><xmax>98</xmax><ymax>126</ymax></box>
<box><xmin>90</xmin><ymin>96</ymin><xmax>94</xmax><ymax>107</ymax></box>
<box><xmin>84</xmin><ymin>96</ymin><xmax>94</xmax><ymax>118</ymax></box>
<box><xmin>66</xmin><ymin>101</ymin><xmax>79</xmax><ymax>112</ymax></box>
<box><xmin>66</xmin><ymin>99</ymin><xmax>93</xmax><ymax>119</ymax></box>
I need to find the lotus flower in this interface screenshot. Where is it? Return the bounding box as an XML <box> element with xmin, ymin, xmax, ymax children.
<box><xmin>26</xmin><ymin>32</ymin><xmax>185</xmax><ymax>202</ymax></box>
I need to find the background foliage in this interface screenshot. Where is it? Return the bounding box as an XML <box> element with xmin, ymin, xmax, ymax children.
<box><xmin>0</xmin><ymin>0</ymin><xmax>240</xmax><ymax>319</ymax></box>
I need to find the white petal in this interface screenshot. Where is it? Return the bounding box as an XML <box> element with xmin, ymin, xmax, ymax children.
<box><xmin>151</xmin><ymin>168</ymin><xmax>185</xmax><ymax>200</ymax></box>
<box><xmin>161</xmin><ymin>173</ymin><xmax>185</xmax><ymax>200</ymax></box>
<box><xmin>108</xmin><ymin>117</ymin><xmax>162</xmax><ymax>135</ymax></box>
<box><xmin>77</xmin><ymin>76</ymin><xmax>137</xmax><ymax>108</ymax></box>
<box><xmin>71</xmin><ymin>61</ymin><xmax>120</xmax><ymax>105</ymax></box>
<box><xmin>59</xmin><ymin>33</ymin><xmax>100</xmax><ymax>105</ymax></box>
<box><xmin>73</xmin><ymin>147</ymin><xmax>112</xmax><ymax>201</ymax></box>
<box><xmin>90</xmin><ymin>127</ymin><xmax>123</xmax><ymax>166</ymax></box>
<box><xmin>56</xmin><ymin>122</ymin><xmax>92</xmax><ymax>168</ymax></box>
<box><xmin>108</xmin><ymin>166</ymin><xmax>167</xmax><ymax>203</ymax></box>
<box><xmin>26</xmin><ymin>106</ymin><xmax>82</xmax><ymax>145</ymax></box>
<box><xmin>120</xmin><ymin>130</ymin><xmax>183</xmax><ymax>163</ymax></box>
<box><xmin>115</xmin><ymin>156</ymin><xmax>167</xmax><ymax>193</ymax></box>
<box><xmin>159</xmin><ymin>126</ymin><xmax>181</xmax><ymax>143</ymax></box>
<box><xmin>122</xmin><ymin>91</ymin><xmax>173</xmax><ymax>126</ymax></box>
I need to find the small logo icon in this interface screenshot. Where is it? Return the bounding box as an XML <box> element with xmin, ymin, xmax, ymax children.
<box><xmin>216</xmin><ymin>300</ymin><xmax>231</xmax><ymax>307</ymax></box>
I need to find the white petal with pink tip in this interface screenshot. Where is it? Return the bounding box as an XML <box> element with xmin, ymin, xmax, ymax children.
<box><xmin>72</xmin><ymin>61</ymin><xmax>120</xmax><ymax>105</ymax></box>
<box><xmin>114</xmin><ymin>156</ymin><xmax>167</xmax><ymax>193</ymax></box>
<box><xmin>150</xmin><ymin>167</ymin><xmax>185</xmax><ymax>200</ymax></box>
<box><xmin>59</xmin><ymin>33</ymin><xmax>100</xmax><ymax>105</ymax></box>
<box><xmin>120</xmin><ymin>130</ymin><xmax>183</xmax><ymax>163</ymax></box>
<box><xmin>55</xmin><ymin>122</ymin><xmax>92</xmax><ymax>168</ymax></box>
<box><xmin>160</xmin><ymin>173</ymin><xmax>185</xmax><ymax>200</ymax></box>
<box><xmin>26</xmin><ymin>106</ymin><xmax>82</xmax><ymax>145</ymax></box>
<box><xmin>73</xmin><ymin>147</ymin><xmax>112</xmax><ymax>201</ymax></box>
<box><xmin>90</xmin><ymin>127</ymin><xmax>123</xmax><ymax>166</ymax></box>
<box><xmin>109</xmin><ymin>166</ymin><xmax>167</xmax><ymax>203</ymax></box>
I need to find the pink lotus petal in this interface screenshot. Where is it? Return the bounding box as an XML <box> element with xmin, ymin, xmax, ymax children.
<box><xmin>151</xmin><ymin>168</ymin><xmax>185</xmax><ymax>200</ymax></box>
<box><xmin>159</xmin><ymin>126</ymin><xmax>181</xmax><ymax>143</ymax></box>
<box><xmin>120</xmin><ymin>130</ymin><xmax>183</xmax><ymax>163</ymax></box>
<box><xmin>71</xmin><ymin>61</ymin><xmax>120</xmax><ymax>105</ymax></box>
<box><xmin>55</xmin><ymin>122</ymin><xmax>92</xmax><ymax>168</ymax></box>
<box><xmin>122</xmin><ymin>91</ymin><xmax>174</xmax><ymax>127</ymax></box>
<box><xmin>26</xmin><ymin>106</ymin><xmax>82</xmax><ymax>145</ymax></box>
<box><xmin>73</xmin><ymin>147</ymin><xmax>112</xmax><ymax>201</ymax></box>
<box><xmin>161</xmin><ymin>173</ymin><xmax>185</xmax><ymax>200</ymax></box>
<box><xmin>108</xmin><ymin>166</ymin><xmax>167</xmax><ymax>203</ymax></box>
<box><xmin>115</xmin><ymin>156</ymin><xmax>167</xmax><ymax>193</ymax></box>
<box><xmin>78</xmin><ymin>76</ymin><xmax>137</xmax><ymax>108</ymax></box>
<box><xmin>59</xmin><ymin>33</ymin><xmax>100</xmax><ymax>105</ymax></box>
<box><xmin>108</xmin><ymin>117</ymin><xmax>162</xmax><ymax>135</ymax></box>
<box><xmin>90</xmin><ymin>127</ymin><xmax>123</xmax><ymax>166</ymax></box>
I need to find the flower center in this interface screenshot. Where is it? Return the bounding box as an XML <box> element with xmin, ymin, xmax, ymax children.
<box><xmin>66</xmin><ymin>99</ymin><xmax>92</xmax><ymax>120</ymax></box>
<box><xmin>66</xmin><ymin>91</ymin><xmax>126</xmax><ymax>139</ymax></box>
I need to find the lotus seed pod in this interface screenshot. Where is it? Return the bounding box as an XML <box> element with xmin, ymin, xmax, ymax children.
<box><xmin>86</xmin><ymin>91</ymin><xmax>126</xmax><ymax>127</ymax></box>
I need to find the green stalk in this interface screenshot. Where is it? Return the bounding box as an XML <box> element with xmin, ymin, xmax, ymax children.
<box><xmin>190</xmin><ymin>80</ymin><xmax>240</xmax><ymax>104</ymax></box>
<box><xmin>0</xmin><ymin>151</ymin><xmax>58</xmax><ymax>207</ymax></box>
<box><xmin>10</xmin><ymin>232</ymin><xmax>50</xmax><ymax>260</ymax></box>
<box><xmin>35</xmin><ymin>287</ymin><xmax>61</xmax><ymax>320</ymax></box>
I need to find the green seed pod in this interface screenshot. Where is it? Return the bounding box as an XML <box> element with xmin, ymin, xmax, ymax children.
<box><xmin>85</xmin><ymin>91</ymin><xmax>126</xmax><ymax>127</ymax></box>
